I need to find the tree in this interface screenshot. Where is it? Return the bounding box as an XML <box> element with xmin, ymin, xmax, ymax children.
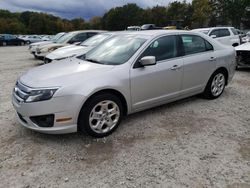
<box><xmin>192</xmin><ymin>0</ymin><xmax>213</xmax><ymax>27</ymax></box>
<box><xmin>166</xmin><ymin>1</ymin><xmax>193</xmax><ymax>28</ymax></box>
<box><xmin>89</xmin><ymin>16</ymin><xmax>102</xmax><ymax>29</ymax></box>
<box><xmin>103</xmin><ymin>4</ymin><xmax>144</xmax><ymax>30</ymax></box>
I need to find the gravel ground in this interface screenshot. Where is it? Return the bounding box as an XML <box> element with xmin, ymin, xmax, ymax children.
<box><xmin>0</xmin><ymin>46</ymin><xmax>250</xmax><ymax>188</ymax></box>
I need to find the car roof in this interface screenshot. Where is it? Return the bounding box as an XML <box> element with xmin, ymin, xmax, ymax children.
<box><xmin>69</xmin><ymin>30</ymin><xmax>107</xmax><ymax>34</ymax></box>
<box><xmin>117</xmin><ymin>30</ymin><xmax>193</xmax><ymax>37</ymax></box>
<box><xmin>193</xmin><ymin>27</ymin><xmax>235</xmax><ymax>31</ymax></box>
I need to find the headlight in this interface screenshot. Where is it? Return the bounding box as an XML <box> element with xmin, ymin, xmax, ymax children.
<box><xmin>48</xmin><ymin>48</ymin><xmax>56</xmax><ymax>52</ymax></box>
<box><xmin>40</xmin><ymin>48</ymin><xmax>48</xmax><ymax>53</ymax></box>
<box><xmin>26</xmin><ymin>88</ymin><xmax>58</xmax><ymax>102</ymax></box>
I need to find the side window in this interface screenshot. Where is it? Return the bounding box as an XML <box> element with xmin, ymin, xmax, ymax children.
<box><xmin>209</xmin><ymin>30</ymin><xmax>220</xmax><ymax>38</ymax></box>
<box><xmin>219</xmin><ymin>29</ymin><xmax>230</xmax><ymax>37</ymax></box>
<box><xmin>87</xmin><ymin>32</ymin><xmax>97</xmax><ymax>38</ymax></box>
<box><xmin>181</xmin><ymin>35</ymin><xmax>207</xmax><ymax>55</ymax></box>
<box><xmin>73</xmin><ymin>33</ymin><xmax>87</xmax><ymax>42</ymax></box>
<box><xmin>141</xmin><ymin>35</ymin><xmax>177</xmax><ymax>62</ymax></box>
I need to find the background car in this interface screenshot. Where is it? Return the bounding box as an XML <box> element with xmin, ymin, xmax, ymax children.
<box><xmin>0</xmin><ymin>34</ymin><xmax>26</xmax><ymax>46</ymax></box>
<box><xmin>29</xmin><ymin>32</ymin><xmax>66</xmax><ymax>57</ymax></box>
<box><xmin>44</xmin><ymin>32</ymin><xmax>114</xmax><ymax>64</ymax></box>
<box><xmin>193</xmin><ymin>27</ymin><xmax>240</xmax><ymax>47</ymax></box>
<box><xmin>141</xmin><ymin>24</ymin><xmax>162</xmax><ymax>30</ymax></box>
<box><xmin>127</xmin><ymin>26</ymin><xmax>141</xmax><ymax>31</ymax></box>
<box><xmin>235</xmin><ymin>42</ymin><xmax>250</xmax><ymax>69</ymax></box>
<box><xmin>22</xmin><ymin>35</ymin><xmax>43</xmax><ymax>44</ymax></box>
<box><xmin>13</xmin><ymin>30</ymin><xmax>236</xmax><ymax>137</ymax></box>
<box><xmin>35</xmin><ymin>30</ymin><xmax>105</xmax><ymax>60</ymax></box>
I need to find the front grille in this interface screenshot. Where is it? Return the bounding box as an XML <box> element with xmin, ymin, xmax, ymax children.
<box><xmin>13</xmin><ymin>81</ymin><xmax>30</xmax><ymax>103</ymax></box>
<box><xmin>237</xmin><ymin>51</ymin><xmax>250</xmax><ymax>65</ymax></box>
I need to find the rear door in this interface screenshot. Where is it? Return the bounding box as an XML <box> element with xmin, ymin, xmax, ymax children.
<box><xmin>180</xmin><ymin>34</ymin><xmax>216</xmax><ymax>95</ymax></box>
<box><xmin>130</xmin><ymin>35</ymin><xmax>183</xmax><ymax>110</ymax></box>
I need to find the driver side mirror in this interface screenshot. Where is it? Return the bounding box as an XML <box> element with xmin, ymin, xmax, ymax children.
<box><xmin>211</xmin><ymin>35</ymin><xmax>217</xmax><ymax>39</ymax></box>
<box><xmin>139</xmin><ymin>56</ymin><xmax>156</xmax><ymax>66</ymax></box>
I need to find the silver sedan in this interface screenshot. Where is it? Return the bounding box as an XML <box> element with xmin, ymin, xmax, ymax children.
<box><xmin>12</xmin><ymin>30</ymin><xmax>236</xmax><ymax>137</ymax></box>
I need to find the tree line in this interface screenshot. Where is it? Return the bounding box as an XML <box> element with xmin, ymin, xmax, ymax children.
<box><xmin>0</xmin><ymin>0</ymin><xmax>249</xmax><ymax>34</ymax></box>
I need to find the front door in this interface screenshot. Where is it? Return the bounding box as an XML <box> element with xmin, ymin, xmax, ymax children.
<box><xmin>130</xmin><ymin>35</ymin><xmax>183</xmax><ymax>111</ymax></box>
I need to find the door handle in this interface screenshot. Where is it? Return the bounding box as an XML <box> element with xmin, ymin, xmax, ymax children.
<box><xmin>209</xmin><ymin>57</ymin><xmax>216</xmax><ymax>61</ymax></box>
<box><xmin>171</xmin><ymin>65</ymin><xmax>181</xmax><ymax>70</ymax></box>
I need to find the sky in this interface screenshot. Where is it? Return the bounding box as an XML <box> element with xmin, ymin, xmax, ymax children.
<box><xmin>0</xmin><ymin>0</ymin><xmax>187</xmax><ymax>20</ymax></box>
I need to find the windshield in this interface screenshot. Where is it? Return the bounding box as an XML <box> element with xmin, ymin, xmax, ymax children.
<box><xmin>81</xmin><ymin>33</ymin><xmax>111</xmax><ymax>47</ymax></box>
<box><xmin>83</xmin><ymin>35</ymin><xmax>146</xmax><ymax>65</ymax></box>
<box><xmin>52</xmin><ymin>33</ymin><xmax>65</xmax><ymax>42</ymax></box>
<box><xmin>56</xmin><ymin>32</ymin><xmax>75</xmax><ymax>44</ymax></box>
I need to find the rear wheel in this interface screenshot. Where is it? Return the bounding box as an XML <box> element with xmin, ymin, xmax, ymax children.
<box><xmin>78</xmin><ymin>93</ymin><xmax>123</xmax><ymax>137</ymax></box>
<box><xmin>20</xmin><ymin>41</ymin><xmax>25</xmax><ymax>46</ymax></box>
<box><xmin>203</xmin><ymin>71</ymin><xmax>226</xmax><ymax>99</ymax></box>
<box><xmin>2</xmin><ymin>42</ymin><xmax>6</xmax><ymax>46</ymax></box>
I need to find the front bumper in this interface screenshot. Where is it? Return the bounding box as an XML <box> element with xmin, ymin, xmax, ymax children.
<box><xmin>236</xmin><ymin>50</ymin><xmax>250</xmax><ymax>67</ymax></box>
<box><xmin>12</xmin><ymin>93</ymin><xmax>84</xmax><ymax>134</ymax></box>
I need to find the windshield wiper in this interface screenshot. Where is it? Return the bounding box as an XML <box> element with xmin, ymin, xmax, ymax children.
<box><xmin>85</xmin><ymin>58</ymin><xmax>103</xmax><ymax>64</ymax></box>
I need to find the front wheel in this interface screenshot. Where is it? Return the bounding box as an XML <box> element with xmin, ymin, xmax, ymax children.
<box><xmin>203</xmin><ymin>71</ymin><xmax>226</xmax><ymax>99</ymax></box>
<box><xmin>78</xmin><ymin>93</ymin><xmax>123</xmax><ymax>137</ymax></box>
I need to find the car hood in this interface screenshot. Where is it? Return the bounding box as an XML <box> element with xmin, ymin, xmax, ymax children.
<box><xmin>30</xmin><ymin>41</ymin><xmax>51</xmax><ymax>46</ymax></box>
<box><xmin>39</xmin><ymin>43</ymin><xmax>66</xmax><ymax>51</ymax></box>
<box><xmin>46</xmin><ymin>45</ymin><xmax>90</xmax><ymax>60</ymax></box>
<box><xmin>19</xmin><ymin>58</ymin><xmax>115</xmax><ymax>88</ymax></box>
<box><xmin>235</xmin><ymin>42</ymin><xmax>250</xmax><ymax>51</ymax></box>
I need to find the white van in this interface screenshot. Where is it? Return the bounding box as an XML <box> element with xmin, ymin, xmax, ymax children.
<box><xmin>193</xmin><ymin>27</ymin><xmax>240</xmax><ymax>47</ymax></box>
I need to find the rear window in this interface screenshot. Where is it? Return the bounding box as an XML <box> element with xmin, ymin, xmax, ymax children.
<box><xmin>181</xmin><ymin>35</ymin><xmax>213</xmax><ymax>55</ymax></box>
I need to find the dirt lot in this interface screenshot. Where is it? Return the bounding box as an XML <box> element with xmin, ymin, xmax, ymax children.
<box><xmin>0</xmin><ymin>46</ymin><xmax>250</xmax><ymax>188</ymax></box>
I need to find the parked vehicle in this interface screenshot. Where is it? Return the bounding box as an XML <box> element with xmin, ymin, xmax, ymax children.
<box><xmin>236</xmin><ymin>29</ymin><xmax>246</xmax><ymax>44</ymax></box>
<box><xmin>127</xmin><ymin>26</ymin><xmax>141</xmax><ymax>31</ymax></box>
<box><xmin>235</xmin><ymin>42</ymin><xmax>250</xmax><ymax>68</ymax></box>
<box><xmin>35</xmin><ymin>30</ymin><xmax>104</xmax><ymax>60</ymax></box>
<box><xmin>44</xmin><ymin>32</ymin><xmax>112</xmax><ymax>64</ymax></box>
<box><xmin>22</xmin><ymin>35</ymin><xmax>43</xmax><ymax>44</ymax></box>
<box><xmin>141</xmin><ymin>24</ymin><xmax>162</xmax><ymax>30</ymax></box>
<box><xmin>242</xmin><ymin>32</ymin><xmax>250</xmax><ymax>43</ymax></box>
<box><xmin>41</xmin><ymin>35</ymin><xmax>53</xmax><ymax>41</ymax></box>
<box><xmin>193</xmin><ymin>27</ymin><xmax>240</xmax><ymax>47</ymax></box>
<box><xmin>12</xmin><ymin>30</ymin><xmax>236</xmax><ymax>137</ymax></box>
<box><xmin>29</xmin><ymin>32</ymin><xmax>66</xmax><ymax>57</ymax></box>
<box><xmin>0</xmin><ymin>34</ymin><xmax>26</xmax><ymax>46</ymax></box>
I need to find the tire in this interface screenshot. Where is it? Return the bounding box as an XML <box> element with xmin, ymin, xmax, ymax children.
<box><xmin>78</xmin><ymin>93</ymin><xmax>123</xmax><ymax>138</ymax></box>
<box><xmin>3</xmin><ymin>42</ymin><xmax>6</xmax><ymax>46</ymax></box>
<box><xmin>203</xmin><ymin>70</ymin><xmax>226</xmax><ymax>99</ymax></box>
<box><xmin>20</xmin><ymin>41</ymin><xmax>25</xmax><ymax>46</ymax></box>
